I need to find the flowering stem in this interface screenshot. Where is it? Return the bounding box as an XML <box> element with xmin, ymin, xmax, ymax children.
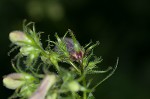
<box><xmin>3</xmin><ymin>21</ymin><xmax>118</xmax><ymax>99</ymax></box>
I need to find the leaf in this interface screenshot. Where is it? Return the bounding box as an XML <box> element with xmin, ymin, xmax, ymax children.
<box><xmin>91</xmin><ymin>58</ymin><xmax>119</xmax><ymax>91</ymax></box>
<box><xmin>87</xmin><ymin>67</ymin><xmax>112</xmax><ymax>74</ymax></box>
<box><xmin>85</xmin><ymin>41</ymin><xmax>99</xmax><ymax>54</ymax></box>
<box><xmin>86</xmin><ymin>57</ymin><xmax>103</xmax><ymax>71</ymax></box>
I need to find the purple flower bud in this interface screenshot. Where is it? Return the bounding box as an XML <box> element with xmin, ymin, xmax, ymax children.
<box><xmin>71</xmin><ymin>51</ymin><xmax>84</xmax><ymax>60</ymax></box>
<box><xmin>54</xmin><ymin>37</ymin><xmax>84</xmax><ymax>60</ymax></box>
<box><xmin>63</xmin><ymin>38</ymin><xmax>75</xmax><ymax>54</ymax></box>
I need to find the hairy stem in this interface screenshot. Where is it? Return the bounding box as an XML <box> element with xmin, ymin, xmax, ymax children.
<box><xmin>68</xmin><ymin>61</ymin><xmax>81</xmax><ymax>75</ymax></box>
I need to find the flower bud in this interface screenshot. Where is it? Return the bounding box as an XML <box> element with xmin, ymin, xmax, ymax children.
<box><xmin>68</xmin><ymin>81</ymin><xmax>80</xmax><ymax>92</ymax></box>
<box><xmin>20</xmin><ymin>46</ymin><xmax>40</xmax><ymax>61</ymax></box>
<box><xmin>3</xmin><ymin>76</ymin><xmax>25</xmax><ymax>90</ymax></box>
<box><xmin>64</xmin><ymin>37</ymin><xmax>84</xmax><ymax>60</ymax></box>
<box><xmin>3</xmin><ymin>73</ymin><xmax>35</xmax><ymax>90</ymax></box>
<box><xmin>9</xmin><ymin>31</ymin><xmax>32</xmax><ymax>46</ymax></box>
<box><xmin>20</xmin><ymin>46</ymin><xmax>35</xmax><ymax>55</ymax></box>
<box><xmin>63</xmin><ymin>38</ymin><xmax>77</xmax><ymax>54</ymax></box>
<box><xmin>71</xmin><ymin>51</ymin><xmax>84</xmax><ymax>61</ymax></box>
<box><xmin>54</xmin><ymin>37</ymin><xmax>84</xmax><ymax>61</ymax></box>
<box><xmin>30</xmin><ymin>75</ymin><xmax>56</xmax><ymax>99</ymax></box>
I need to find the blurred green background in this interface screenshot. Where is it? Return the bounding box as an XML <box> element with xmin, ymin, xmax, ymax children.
<box><xmin>0</xmin><ymin>0</ymin><xmax>150</xmax><ymax>99</ymax></box>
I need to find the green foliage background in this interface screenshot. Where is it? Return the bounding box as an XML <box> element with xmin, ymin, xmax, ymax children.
<box><xmin>0</xmin><ymin>0</ymin><xmax>150</xmax><ymax>99</ymax></box>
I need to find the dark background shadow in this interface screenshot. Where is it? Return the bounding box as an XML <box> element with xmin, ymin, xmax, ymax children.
<box><xmin>0</xmin><ymin>0</ymin><xmax>150</xmax><ymax>99</ymax></box>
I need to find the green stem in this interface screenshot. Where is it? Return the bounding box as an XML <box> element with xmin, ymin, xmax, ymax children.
<box><xmin>68</xmin><ymin>61</ymin><xmax>81</xmax><ymax>75</ymax></box>
<box><xmin>81</xmin><ymin>61</ymin><xmax>87</xmax><ymax>99</ymax></box>
<box><xmin>83</xmin><ymin>77</ymin><xmax>87</xmax><ymax>99</ymax></box>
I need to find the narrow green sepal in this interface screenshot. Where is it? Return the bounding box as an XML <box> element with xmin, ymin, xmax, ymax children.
<box><xmin>86</xmin><ymin>41</ymin><xmax>100</xmax><ymax>54</ymax></box>
<box><xmin>68</xmin><ymin>29</ymin><xmax>81</xmax><ymax>52</ymax></box>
